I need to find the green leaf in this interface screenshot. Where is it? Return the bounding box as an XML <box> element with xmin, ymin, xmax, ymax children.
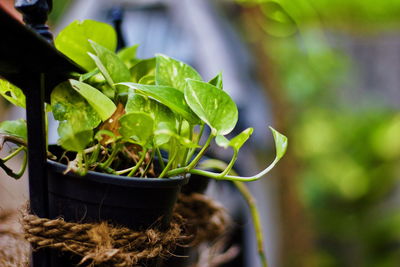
<box><xmin>270</xmin><ymin>126</ymin><xmax>288</xmax><ymax>160</ymax></box>
<box><xmin>117</xmin><ymin>45</ymin><xmax>139</xmax><ymax>68</ymax></box>
<box><xmin>120</xmin><ymin>83</ymin><xmax>199</xmax><ymax>124</ymax></box>
<box><xmin>155</xmin><ymin>54</ymin><xmax>202</xmax><ymax>92</ymax></box>
<box><xmin>58</xmin><ymin>120</ymin><xmax>93</xmax><ymax>152</ymax></box>
<box><xmin>154</xmin><ymin>128</ymin><xmax>198</xmax><ymax>148</ymax></box>
<box><xmin>209</xmin><ymin>72</ymin><xmax>223</xmax><ymax>89</ymax></box>
<box><xmin>69</xmin><ymin>80</ymin><xmax>116</xmax><ymax>121</ymax></box>
<box><xmin>119</xmin><ymin>112</ymin><xmax>154</xmax><ymax>146</ymax></box>
<box><xmin>216</xmin><ymin>128</ymin><xmax>254</xmax><ymax>151</ymax></box>
<box><xmin>0</xmin><ymin>80</ymin><xmax>26</xmax><ymax>108</ymax></box>
<box><xmin>130</xmin><ymin>58</ymin><xmax>156</xmax><ymax>83</ymax></box>
<box><xmin>55</xmin><ymin>20</ymin><xmax>117</xmax><ymax>71</ymax></box>
<box><xmin>51</xmin><ymin>81</ymin><xmax>101</xmax><ymax>129</ymax></box>
<box><xmin>138</xmin><ymin>75</ymin><xmax>155</xmax><ymax>85</ymax></box>
<box><xmin>89</xmin><ymin>41</ymin><xmax>131</xmax><ymax>92</ymax></box>
<box><xmin>126</xmin><ymin>93</ymin><xmax>176</xmax><ymax>146</ymax></box>
<box><xmin>185</xmin><ymin>79</ymin><xmax>238</xmax><ymax>135</ymax></box>
<box><xmin>0</xmin><ymin>119</ymin><xmax>27</xmax><ymax>140</ymax></box>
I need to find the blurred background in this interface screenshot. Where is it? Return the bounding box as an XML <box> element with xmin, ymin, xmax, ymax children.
<box><xmin>1</xmin><ymin>0</ymin><xmax>400</xmax><ymax>266</ymax></box>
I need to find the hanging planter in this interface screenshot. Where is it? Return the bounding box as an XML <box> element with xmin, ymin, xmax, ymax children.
<box><xmin>0</xmin><ymin>14</ymin><xmax>288</xmax><ymax>267</ymax></box>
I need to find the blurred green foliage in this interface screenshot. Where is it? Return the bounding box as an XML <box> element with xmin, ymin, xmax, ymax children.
<box><xmin>236</xmin><ymin>0</ymin><xmax>400</xmax><ymax>266</ymax></box>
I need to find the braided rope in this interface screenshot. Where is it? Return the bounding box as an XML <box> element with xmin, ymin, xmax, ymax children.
<box><xmin>23</xmin><ymin>193</ymin><xmax>229</xmax><ymax>266</ymax></box>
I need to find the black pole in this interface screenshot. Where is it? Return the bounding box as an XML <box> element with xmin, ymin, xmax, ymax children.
<box><xmin>14</xmin><ymin>1</ymin><xmax>53</xmax><ymax>266</ymax></box>
<box><xmin>25</xmin><ymin>74</ymin><xmax>50</xmax><ymax>267</ymax></box>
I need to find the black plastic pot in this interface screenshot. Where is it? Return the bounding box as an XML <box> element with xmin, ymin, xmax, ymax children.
<box><xmin>46</xmin><ymin>158</ymin><xmax>188</xmax><ymax>267</ymax></box>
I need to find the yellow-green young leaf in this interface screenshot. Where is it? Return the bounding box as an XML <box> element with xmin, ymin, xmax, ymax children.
<box><xmin>120</xmin><ymin>83</ymin><xmax>199</xmax><ymax>124</ymax></box>
<box><xmin>58</xmin><ymin>120</ymin><xmax>93</xmax><ymax>152</ymax></box>
<box><xmin>51</xmin><ymin>82</ymin><xmax>101</xmax><ymax>129</ymax></box>
<box><xmin>155</xmin><ymin>54</ymin><xmax>202</xmax><ymax>92</ymax></box>
<box><xmin>130</xmin><ymin>58</ymin><xmax>156</xmax><ymax>83</ymax></box>
<box><xmin>126</xmin><ymin>93</ymin><xmax>177</xmax><ymax>146</ymax></box>
<box><xmin>89</xmin><ymin>41</ymin><xmax>131</xmax><ymax>90</ymax></box>
<box><xmin>208</xmin><ymin>72</ymin><xmax>223</xmax><ymax>89</ymax></box>
<box><xmin>0</xmin><ymin>119</ymin><xmax>27</xmax><ymax>140</ymax></box>
<box><xmin>0</xmin><ymin>80</ymin><xmax>25</xmax><ymax>108</ymax></box>
<box><xmin>55</xmin><ymin>20</ymin><xmax>117</xmax><ymax>71</ymax></box>
<box><xmin>216</xmin><ymin>127</ymin><xmax>254</xmax><ymax>151</ymax></box>
<box><xmin>269</xmin><ymin>126</ymin><xmax>288</xmax><ymax>160</ymax></box>
<box><xmin>69</xmin><ymin>80</ymin><xmax>116</xmax><ymax>121</ymax></box>
<box><xmin>119</xmin><ymin>112</ymin><xmax>154</xmax><ymax>146</ymax></box>
<box><xmin>185</xmin><ymin>79</ymin><xmax>238</xmax><ymax>135</ymax></box>
<box><xmin>117</xmin><ymin>44</ymin><xmax>139</xmax><ymax>68</ymax></box>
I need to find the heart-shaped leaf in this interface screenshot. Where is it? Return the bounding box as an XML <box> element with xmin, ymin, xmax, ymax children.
<box><xmin>58</xmin><ymin>120</ymin><xmax>93</xmax><ymax>152</ymax></box>
<box><xmin>117</xmin><ymin>44</ymin><xmax>139</xmax><ymax>68</ymax></box>
<box><xmin>216</xmin><ymin>127</ymin><xmax>253</xmax><ymax>151</ymax></box>
<box><xmin>185</xmin><ymin>79</ymin><xmax>238</xmax><ymax>135</ymax></box>
<box><xmin>155</xmin><ymin>54</ymin><xmax>202</xmax><ymax>92</ymax></box>
<box><xmin>89</xmin><ymin>41</ymin><xmax>131</xmax><ymax>93</ymax></box>
<box><xmin>51</xmin><ymin>82</ymin><xmax>101</xmax><ymax>129</ymax></box>
<box><xmin>55</xmin><ymin>20</ymin><xmax>116</xmax><ymax>71</ymax></box>
<box><xmin>119</xmin><ymin>112</ymin><xmax>154</xmax><ymax>146</ymax></box>
<box><xmin>69</xmin><ymin>80</ymin><xmax>116</xmax><ymax>121</ymax></box>
<box><xmin>0</xmin><ymin>119</ymin><xmax>27</xmax><ymax>140</ymax></box>
<box><xmin>130</xmin><ymin>58</ymin><xmax>156</xmax><ymax>83</ymax></box>
<box><xmin>120</xmin><ymin>83</ymin><xmax>199</xmax><ymax>124</ymax></box>
<box><xmin>209</xmin><ymin>72</ymin><xmax>223</xmax><ymax>89</ymax></box>
<box><xmin>0</xmin><ymin>80</ymin><xmax>25</xmax><ymax>108</ymax></box>
<box><xmin>270</xmin><ymin>126</ymin><xmax>288</xmax><ymax>160</ymax></box>
<box><xmin>126</xmin><ymin>93</ymin><xmax>177</xmax><ymax>146</ymax></box>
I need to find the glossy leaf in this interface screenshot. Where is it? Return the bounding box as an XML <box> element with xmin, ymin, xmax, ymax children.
<box><xmin>0</xmin><ymin>80</ymin><xmax>25</xmax><ymax>108</ymax></box>
<box><xmin>130</xmin><ymin>58</ymin><xmax>156</xmax><ymax>83</ymax></box>
<box><xmin>117</xmin><ymin>44</ymin><xmax>139</xmax><ymax>68</ymax></box>
<box><xmin>69</xmin><ymin>80</ymin><xmax>116</xmax><ymax>121</ymax></box>
<box><xmin>120</xmin><ymin>83</ymin><xmax>199</xmax><ymax>124</ymax></box>
<box><xmin>58</xmin><ymin>121</ymin><xmax>93</xmax><ymax>152</ymax></box>
<box><xmin>89</xmin><ymin>41</ymin><xmax>131</xmax><ymax>92</ymax></box>
<box><xmin>0</xmin><ymin>119</ymin><xmax>27</xmax><ymax>140</ymax></box>
<box><xmin>216</xmin><ymin>127</ymin><xmax>254</xmax><ymax>151</ymax></box>
<box><xmin>126</xmin><ymin>93</ymin><xmax>176</xmax><ymax>146</ymax></box>
<box><xmin>185</xmin><ymin>79</ymin><xmax>238</xmax><ymax>135</ymax></box>
<box><xmin>55</xmin><ymin>20</ymin><xmax>116</xmax><ymax>71</ymax></box>
<box><xmin>209</xmin><ymin>72</ymin><xmax>223</xmax><ymax>89</ymax></box>
<box><xmin>270</xmin><ymin>126</ymin><xmax>288</xmax><ymax>160</ymax></box>
<box><xmin>155</xmin><ymin>127</ymin><xmax>198</xmax><ymax>148</ymax></box>
<box><xmin>51</xmin><ymin>82</ymin><xmax>101</xmax><ymax>129</ymax></box>
<box><xmin>155</xmin><ymin>54</ymin><xmax>202</xmax><ymax>92</ymax></box>
<box><xmin>119</xmin><ymin>112</ymin><xmax>154</xmax><ymax>146</ymax></box>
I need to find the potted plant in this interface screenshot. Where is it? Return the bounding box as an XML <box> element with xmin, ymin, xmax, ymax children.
<box><xmin>0</xmin><ymin>19</ymin><xmax>287</xmax><ymax>267</ymax></box>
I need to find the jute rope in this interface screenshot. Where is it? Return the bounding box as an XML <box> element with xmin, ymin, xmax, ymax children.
<box><xmin>22</xmin><ymin>193</ymin><xmax>229</xmax><ymax>267</ymax></box>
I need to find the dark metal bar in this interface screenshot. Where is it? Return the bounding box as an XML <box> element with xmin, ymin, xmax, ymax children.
<box><xmin>25</xmin><ymin>73</ymin><xmax>50</xmax><ymax>267</ymax></box>
<box><xmin>0</xmin><ymin>6</ymin><xmax>83</xmax><ymax>100</ymax></box>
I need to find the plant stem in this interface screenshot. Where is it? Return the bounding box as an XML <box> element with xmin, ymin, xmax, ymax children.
<box><xmin>156</xmin><ymin>147</ymin><xmax>165</xmax><ymax>170</ymax></box>
<box><xmin>185</xmin><ymin>133</ymin><xmax>214</xmax><ymax>171</ymax></box>
<box><xmin>181</xmin><ymin>124</ymin><xmax>194</xmax><ymax>166</ymax></box>
<box><xmin>100</xmin><ymin>143</ymin><xmax>121</xmax><ymax>169</ymax></box>
<box><xmin>217</xmin><ymin>150</ymin><xmax>238</xmax><ymax>178</ymax></box>
<box><xmin>2</xmin><ymin>146</ymin><xmax>24</xmax><ymax>162</ymax></box>
<box><xmin>186</xmin><ymin>124</ymin><xmax>205</xmax><ymax>165</ymax></box>
<box><xmin>127</xmin><ymin>148</ymin><xmax>147</xmax><ymax>177</ymax></box>
<box><xmin>167</xmin><ymin>157</ymin><xmax>280</xmax><ymax>182</ymax></box>
<box><xmin>233</xmin><ymin>181</ymin><xmax>268</xmax><ymax>267</ymax></box>
<box><xmin>159</xmin><ymin>150</ymin><xmax>177</xmax><ymax>178</ymax></box>
<box><xmin>142</xmin><ymin>149</ymin><xmax>155</xmax><ymax>177</ymax></box>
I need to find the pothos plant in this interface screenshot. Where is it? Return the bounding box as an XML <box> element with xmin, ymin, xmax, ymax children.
<box><xmin>0</xmin><ymin>20</ymin><xmax>287</xmax><ymax>266</ymax></box>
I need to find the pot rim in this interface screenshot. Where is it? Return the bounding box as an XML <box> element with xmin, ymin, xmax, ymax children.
<box><xmin>47</xmin><ymin>159</ymin><xmax>189</xmax><ymax>188</ymax></box>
